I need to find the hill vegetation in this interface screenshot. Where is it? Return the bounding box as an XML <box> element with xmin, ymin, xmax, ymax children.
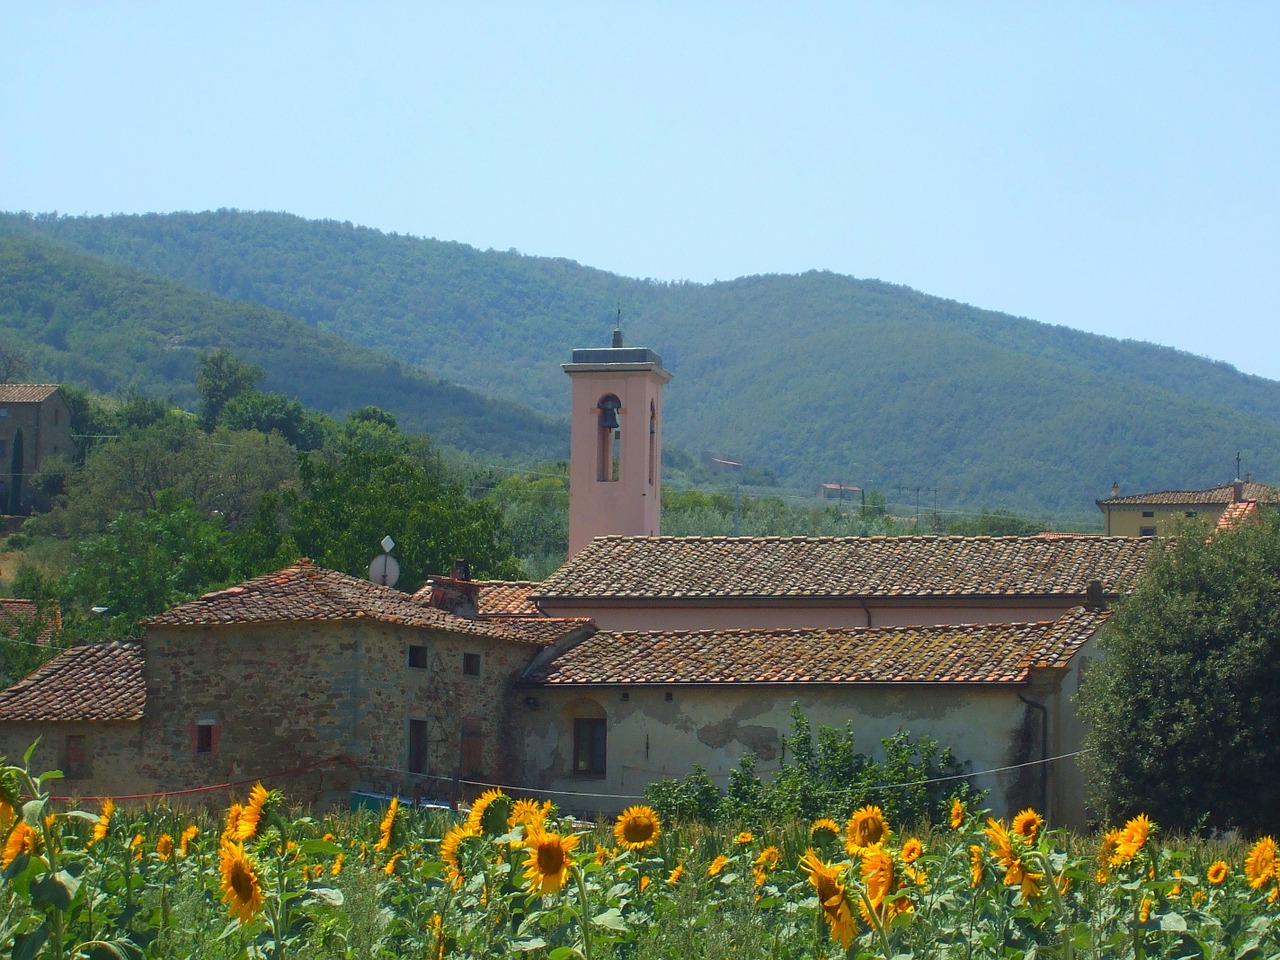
<box><xmin>6</xmin><ymin>209</ymin><xmax>1280</xmax><ymax>516</ymax></box>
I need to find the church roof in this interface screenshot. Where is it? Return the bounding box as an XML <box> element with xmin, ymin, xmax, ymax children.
<box><xmin>526</xmin><ymin>608</ymin><xmax>1105</xmax><ymax>686</ymax></box>
<box><xmin>535</xmin><ymin>535</ymin><xmax>1151</xmax><ymax>602</ymax></box>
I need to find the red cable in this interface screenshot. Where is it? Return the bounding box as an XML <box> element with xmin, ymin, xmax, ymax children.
<box><xmin>51</xmin><ymin>755</ymin><xmax>357</xmax><ymax>804</ymax></box>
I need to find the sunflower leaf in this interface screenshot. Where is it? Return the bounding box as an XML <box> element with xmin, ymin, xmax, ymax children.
<box><xmin>592</xmin><ymin>908</ymin><xmax>627</xmax><ymax>931</ymax></box>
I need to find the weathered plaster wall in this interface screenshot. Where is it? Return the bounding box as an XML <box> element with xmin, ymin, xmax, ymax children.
<box><xmin>0</xmin><ymin>722</ymin><xmax>147</xmax><ymax>800</ymax></box>
<box><xmin>536</xmin><ymin>600</ymin><xmax>1081</xmax><ymax>633</ymax></box>
<box><xmin>518</xmin><ymin>680</ymin><xmax>1086</xmax><ymax>827</ymax></box>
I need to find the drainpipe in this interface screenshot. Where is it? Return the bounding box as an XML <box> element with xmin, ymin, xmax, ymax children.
<box><xmin>1018</xmin><ymin>693</ymin><xmax>1049</xmax><ymax>819</ymax></box>
<box><xmin>858</xmin><ymin>597</ymin><xmax>872</xmax><ymax>628</ymax></box>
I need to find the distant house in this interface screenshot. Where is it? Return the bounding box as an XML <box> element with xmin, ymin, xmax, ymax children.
<box><xmin>0</xmin><ymin>384</ymin><xmax>73</xmax><ymax>514</ymax></box>
<box><xmin>1097</xmin><ymin>479</ymin><xmax>1279</xmax><ymax>537</ymax></box>
<box><xmin>0</xmin><ymin>598</ymin><xmax>61</xmax><ymax>646</ymax></box>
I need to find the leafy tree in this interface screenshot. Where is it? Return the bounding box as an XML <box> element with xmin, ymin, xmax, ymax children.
<box><xmin>220</xmin><ymin>389</ymin><xmax>330</xmax><ymax>451</ymax></box>
<box><xmin>254</xmin><ymin>448</ymin><xmax>520</xmax><ymax>591</ymax></box>
<box><xmin>946</xmin><ymin>509</ymin><xmax>1047</xmax><ymax>537</ymax></box>
<box><xmin>196</xmin><ymin>348</ymin><xmax>263</xmax><ymax>431</ymax></box>
<box><xmin>59</xmin><ymin>493</ymin><xmax>239</xmax><ymax>635</ymax></box>
<box><xmin>1080</xmin><ymin>512</ymin><xmax>1280</xmax><ymax>832</ymax></box>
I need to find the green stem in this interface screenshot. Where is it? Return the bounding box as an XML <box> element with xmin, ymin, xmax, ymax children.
<box><xmin>572</xmin><ymin>863</ymin><xmax>594</xmax><ymax>960</ymax></box>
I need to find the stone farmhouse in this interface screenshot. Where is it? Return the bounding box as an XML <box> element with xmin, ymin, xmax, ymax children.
<box><xmin>0</xmin><ymin>337</ymin><xmax>1155</xmax><ymax>828</ymax></box>
<box><xmin>0</xmin><ymin>384</ymin><xmax>73</xmax><ymax>515</ymax></box>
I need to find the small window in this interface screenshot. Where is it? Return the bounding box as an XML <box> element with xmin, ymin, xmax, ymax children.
<box><xmin>408</xmin><ymin>718</ymin><xmax>429</xmax><ymax>775</ymax></box>
<box><xmin>196</xmin><ymin>722</ymin><xmax>215</xmax><ymax>754</ymax></box>
<box><xmin>1184</xmin><ymin>511</ymin><xmax>1196</xmax><ymax>518</ymax></box>
<box><xmin>573</xmin><ymin>718</ymin><xmax>607</xmax><ymax>776</ymax></box>
<box><xmin>0</xmin><ymin>408</ymin><xmax>8</xmax><ymax>418</ymax></box>
<box><xmin>409</xmin><ymin>645</ymin><xmax>430</xmax><ymax>669</ymax></box>
<box><xmin>65</xmin><ymin>735</ymin><xmax>89</xmax><ymax>779</ymax></box>
<box><xmin>462</xmin><ymin>652</ymin><xmax>481</xmax><ymax>676</ymax></box>
<box><xmin>1141</xmin><ymin>510</ymin><xmax>1155</xmax><ymax>518</ymax></box>
<box><xmin>1139</xmin><ymin>526</ymin><xmax>1157</xmax><ymax>537</ymax></box>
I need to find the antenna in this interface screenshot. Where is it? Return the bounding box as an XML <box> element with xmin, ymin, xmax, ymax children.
<box><xmin>612</xmin><ymin>304</ymin><xmax>623</xmax><ymax>348</ymax></box>
<box><xmin>1236</xmin><ymin>451</ymin><xmax>1242</xmax><ymax>480</ymax></box>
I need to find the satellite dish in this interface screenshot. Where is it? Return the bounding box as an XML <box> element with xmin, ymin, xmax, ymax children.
<box><xmin>369</xmin><ymin>553</ymin><xmax>400</xmax><ymax>587</ymax></box>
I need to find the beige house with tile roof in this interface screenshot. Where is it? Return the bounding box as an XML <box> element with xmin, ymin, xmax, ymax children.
<box><xmin>516</xmin><ymin>608</ymin><xmax>1106</xmax><ymax>828</ymax></box>
<box><xmin>1097</xmin><ymin>479</ymin><xmax>1278</xmax><ymax>536</ymax></box>
<box><xmin>0</xmin><ymin>384</ymin><xmax>73</xmax><ymax>514</ymax></box>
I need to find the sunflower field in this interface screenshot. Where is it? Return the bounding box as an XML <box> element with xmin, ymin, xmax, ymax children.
<box><xmin>3</xmin><ymin>752</ymin><xmax>1280</xmax><ymax>959</ymax></box>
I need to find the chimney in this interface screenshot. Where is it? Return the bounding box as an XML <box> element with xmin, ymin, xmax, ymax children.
<box><xmin>1233</xmin><ymin>478</ymin><xmax>1245</xmax><ymax>503</ymax></box>
<box><xmin>1110</xmin><ymin>481</ymin><xmax>1120</xmax><ymax>499</ymax></box>
<box><xmin>1084</xmin><ymin>579</ymin><xmax>1105</xmax><ymax>612</ymax></box>
<box><xmin>427</xmin><ymin>560</ymin><xmax>479</xmax><ymax>616</ymax></box>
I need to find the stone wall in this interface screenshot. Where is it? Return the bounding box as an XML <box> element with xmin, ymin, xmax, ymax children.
<box><xmin>0</xmin><ymin>722</ymin><xmax>147</xmax><ymax>801</ymax></box>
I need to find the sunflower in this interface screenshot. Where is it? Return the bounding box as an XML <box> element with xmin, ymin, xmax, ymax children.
<box><xmin>969</xmin><ymin>844</ymin><xmax>984</xmax><ymax>887</ymax></box>
<box><xmin>331</xmin><ymin>852</ymin><xmax>344</xmax><ymax>876</ymax></box>
<box><xmin>1245</xmin><ymin>836</ymin><xmax>1277</xmax><ymax>890</ymax></box>
<box><xmin>845</xmin><ymin>805</ymin><xmax>891</xmax><ymax>855</ymax></box>
<box><xmin>2</xmin><ymin>821</ymin><xmax>41</xmax><ymax>866</ymax></box>
<box><xmin>1011</xmin><ymin>808</ymin><xmax>1043</xmax><ymax>843</ymax></box>
<box><xmin>0</xmin><ymin>801</ymin><xmax>14</xmax><ymax>831</ymax></box>
<box><xmin>861</xmin><ymin>846</ymin><xmax>915</xmax><ymax>924</ymax></box>
<box><xmin>156</xmin><ymin>834</ymin><xmax>174</xmax><ymax>860</ymax></box>
<box><xmin>179</xmin><ymin>825</ymin><xmax>199</xmax><ymax>857</ymax></box>
<box><xmin>222</xmin><ymin>803</ymin><xmax>243</xmax><ymax>842</ymax></box>
<box><xmin>1139</xmin><ymin>896</ymin><xmax>1152</xmax><ymax>923</ymax></box>
<box><xmin>235</xmin><ymin>784</ymin><xmax>270</xmax><ymax>841</ymax></box>
<box><xmin>131</xmin><ymin>833</ymin><xmax>144</xmax><ymax>861</ymax></box>
<box><xmin>1112</xmin><ymin>814</ymin><xmax>1153</xmax><ymax>864</ymax></box>
<box><xmin>1207</xmin><ymin>860</ymin><xmax>1228</xmax><ymax>886</ymax></box>
<box><xmin>800</xmin><ymin>848</ymin><xmax>855</xmax><ymax>949</ymax></box>
<box><xmin>384</xmin><ymin>851</ymin><xmax>403</xmax><ymax>876</ymax></box>
<box><xmin>594</xmin><ymin>845</ymin><xmax>613</xmax><ymax>866</ymax></box>
<box><xmin>901</xmin><ymin>837</ymin><xmax>923</xmax><ymax>864</ymax></box>
<box><xmin>508</xmin><ymin>798</ymin><xmax>552</xmax><ymax>832</ymax></box>
<box><xmin>91</xmin><ymin>798</ymin><xmax>114</xmax><ymax>846</ymax></box>
<box><xmin>1096</xmin><ymin>828</ymin><xmax>1122</xmax><ymax>881</ymax></box>
<box><xmin>522</xmin><ymin>825</ymin><xmax>580</xmax><ymax>895</ymax></box>
<box><xmin>950</xmin><ymin>798</ymin><xmax>965</xmax><ymax>830</ymax></box>
<box><xmin>736</xmin><ymin>831</ymin><xmax>754</xmax><ymax>845</ymax></box>
<box><xmin>440</xmin><ymin>823</ymin><xmax>478</xmax><ymax>889</ymax></box>
<box><xmin>219</xmin><ymin>842</ymin><xmax>263</xmax><ymax>924</ymax></box>
<box><xmin>464</xmin><ymin>788</ymin><xmax>511</xmax><ymax>835</ymax></box>
<box><xmin>376</xmin><ymin>797</ymin><xmax>398</xmax><ymax>852</ymax></box>
<box><xmin>614</xmin><ymin>805</ymin><xmax>661</xmax><ymax>852</ymax></box>
<box><xmin>708</xmin><ymin>854</ymin><xmax>729</xmax><ymax>877</ymax></box>
<box><xmin>667</xmin><ymin>863</ymin><xmax>684</xmax><ymax>884</ymax></box>
<box><xmin>810</xmin><ymin>817</ymin><xmax>841</xmax><ymax>840</ymax></box>
<box><xmin>753</xmin><ymin>845</ymin><xmax>781</xmax><ymax>887</ymax></box>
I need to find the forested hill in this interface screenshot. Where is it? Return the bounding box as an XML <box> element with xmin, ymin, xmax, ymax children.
<box><xmin>6</xmin><ymin>209</ymin><xmax>1280</xmax><ymax>516</ymax></box>
<box><xmin>0</xmin><ymin>229</ymin><xmax>563</xmax><ymax>459</ymax></box>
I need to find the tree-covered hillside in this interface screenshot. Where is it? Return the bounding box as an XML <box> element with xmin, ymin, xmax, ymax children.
<box><xmin>6</xmin><ymin>209</ymin><xmax>1280</xmax><ymax>516</ymax></box>
<box><xmin>0</xmin><ymin>229</ymin><xmax>564</xmax><ymax>460</ymax></box>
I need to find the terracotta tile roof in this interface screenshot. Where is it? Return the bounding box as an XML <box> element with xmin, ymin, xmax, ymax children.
<box><xmin>0</xmin><ymin>384</ymin><xmax>60</xmax><ymax>404</ymax></box>
<box><xmin>1099</xmin><ymin>482</ymin><xmax>1280</xmax><ymax>506</ymax></box>
<box><xmin>527</xmin><ymin>608</ymin><xmax>1106</xmax><ymax>686</ymax></box>
<box><xmin>0</xmin><ymin>599</ymin><xmax>60</xmax><ymax>645</ymax></box>
<box><xmin>144</xmin><ymin>560</ymin><xmax>575</xmax><ymax>646</ymax></box>
<box><xmin>0</xmin><ymin>642</ymin><xmax>144</xmax><ymax>721</ymax></box>
<box><xmin>1216</xmin><ymin>500</ymin><xmax>1259</xmax><ymax>531</ymax></box>
<box><xmin>534</xmin><ymin>536</ymin><xmax>1151</xmax><ymax>601</ymax></box>
<box><xmin>411</xmin><ymin>580</ymin><xmax>542</xmax><ymax>616</ymax></box>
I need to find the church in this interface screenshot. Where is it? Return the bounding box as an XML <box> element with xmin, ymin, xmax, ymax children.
<box><xmin>0</xmin><ymin>335</ymin><xmax>1149</xmax><ymax>827</ymax></box>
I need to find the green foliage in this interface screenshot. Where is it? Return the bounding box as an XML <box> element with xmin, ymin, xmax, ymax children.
<box><xmin>645</xmin><ymin>704</ymin><xmax>966</xmax><ymax>828</ymax></box>
<box><xmin>257</xmin><ymin>447</ymin><xmax>521</xmax><ymax>592</ymax></box>
<box><xmin>59</xmin><ymin>492</ymin><xmax>239</xmax><ymax>635</ymax></box>
<box><xmin>945</xmin><ymin>509</ymin><xmax>1049</xmax><ymax>536</ymax></box>
<box><xmin>1079</xmin><ymin>511</ymin><xmax>1280</xmax><ymax>833</ymax></box>
<box><xmin>195</xmin><ymin>347</ymin><xmax>263</xmax><ymax>430</ymax></box>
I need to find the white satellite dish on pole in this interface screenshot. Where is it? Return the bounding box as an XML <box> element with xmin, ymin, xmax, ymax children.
<box><xmin>369</xmin><ymin>535</ymin><xmax>400</xmax><ymax>587</ymax></box>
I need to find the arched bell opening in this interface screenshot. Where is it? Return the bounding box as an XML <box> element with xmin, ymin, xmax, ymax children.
<box><xmin>596</xmin><ymin>395</ymin><xmax>622</xmax><ymax>482</ymax></box>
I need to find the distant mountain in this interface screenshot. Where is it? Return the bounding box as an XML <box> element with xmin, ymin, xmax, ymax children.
<box><xmin>6</xmin><ymin>209</ymin><xmax>1280</xmax><ymax>517</ymax></box>
<box><xmin>0</xmin><ymin>228</ymin><xmax>563</xmax><ymax>459</ymax></box>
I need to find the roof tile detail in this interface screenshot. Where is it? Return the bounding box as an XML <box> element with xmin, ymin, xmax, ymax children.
<box><xmin>534</xmin><ymin>536</ymin><xmax>1151</xmax><ymax>601</ymax></box>
<box><xmin>0</xmin><ymin>642</ymin><xmax>144</xmax><ymax>721</ymax></box>
<box><xmin>145</xmin><ymin>561</ymin><xmax>572</xmax><ymax>646</ymax></box>
<box><xmin>528</xmin><ymin>608</ymin><xmax>1105</xmax><ymax>686</ymax></box>
<box><xmin>0</xmin><ymin>599</ymin><xmax>60</xmax><ymax>645</ymax></box>
<box><xmin>0</xmin><ymin>384</ymin><xmax>60</xmax><ymax>404</ymax></box>
<box><xmin>1215</xmin><ymin>500</ymin><xmax>1260</xmax><ymax>531</ymax></box>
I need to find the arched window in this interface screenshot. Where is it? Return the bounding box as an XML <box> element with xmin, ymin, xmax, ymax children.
<box><xmin>596</xmin><ymin>395</ymin><xmax>621</xmax><ymax>482</ymax></box>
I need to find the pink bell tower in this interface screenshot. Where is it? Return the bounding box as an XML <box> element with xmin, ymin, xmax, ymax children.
<box><xmin>564</xmin><ymin>329</ymin><xmax>672</xmax><ymax>556</ymax></box>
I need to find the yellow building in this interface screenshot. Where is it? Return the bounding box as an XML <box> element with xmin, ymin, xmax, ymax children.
<box><xmin>1096</xmin><ymin>479</ymin><xmax>1278</xmax><ymax>536</ymax></box>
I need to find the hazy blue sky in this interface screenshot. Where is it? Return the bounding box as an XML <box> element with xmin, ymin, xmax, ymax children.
<box><xmin>5</xmin><ymin>3</ymin><xmax>1278</xmax><ymax>379</ymax></box>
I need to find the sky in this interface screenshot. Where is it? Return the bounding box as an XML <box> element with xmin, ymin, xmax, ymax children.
<box><xmin>4</xmin><ymin>2</ymin><xmax>1279</xmax><ymax>379</ymax></box>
